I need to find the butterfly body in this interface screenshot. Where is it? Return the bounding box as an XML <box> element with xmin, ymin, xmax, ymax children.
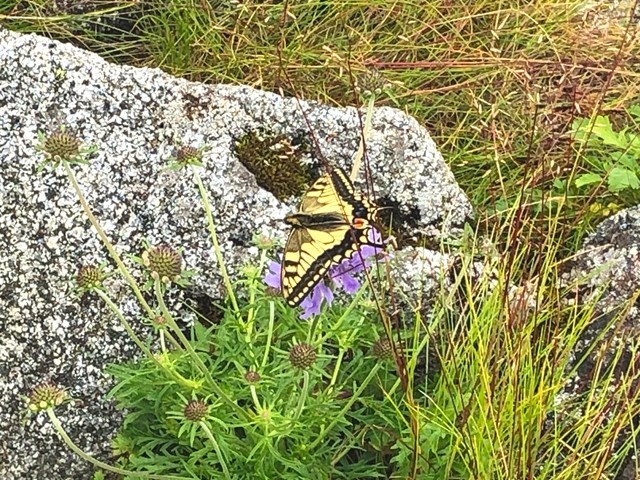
<box><xmin>281</xmin><ymin>167</ymin><xmax>381</xmax><ymax>307</ymax></box>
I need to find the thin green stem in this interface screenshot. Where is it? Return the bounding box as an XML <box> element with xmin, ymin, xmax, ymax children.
<box><xmin>199</xmin><ymin>422</ymin><xmax>232</xmax><ymax>480</ymax></box>
<box><xmin>309</xmin><ymin>363</ymin><xmax>382</xmax><ymax>450</ymax></box>
<box><xmin>192</xmin><ymin>170</ymin><xmax>240</xmax><ymax>315</ymax></box>
<box><xmin>249</xmin><ymin>384</ymin><xmax>262</xmax><ymax>411</ymax></box>
<box><xmin>293</xmin><ymin>370</ymin><xmax>310</xmax><ymax>421</ymax></box>
<box><xmin>261</xmin><ymin>302</ymin><xmax>275</xmax><ymax>368</ymax></box>
<box><xmin>64</xmin><ymin>163</ymin><xmax>154</xmax><ymax>318</ymax></box>
<box><xmin>327</xmin><ymin>350</ymin><xmax>345</xmax><ymax>393</ymax></box>
<box><xmin>245</xmin><ymin>248</ymin><xmax>268</xmax><ymax>342</ymax></box>
<box><xmin>154</xmin><ymin>281</ymin><xmax>252</xmax><ymax>422</ymax></box>
<box><xmin>95</xmin><ymin>290</ymin><xmax>197</xmax><ymax>389</ymax></box>
<box><xmin>47</xmin><ymin>409</ymin><xmax>192</xmax><ymax>480</ymax></box>
<box><xmin>350</xmin><ymin>94</ymin><xmax>376</xmax><ymax>181</ymax></box>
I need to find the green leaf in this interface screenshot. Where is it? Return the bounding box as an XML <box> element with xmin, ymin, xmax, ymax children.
<box><xmin>575</xmin><ymin>173</ymin><xmax>602</xmax><ymax>188</ymax></box>
<box><xmin>615</xmin><ymin>153</ymin><xmax>640</xmax><ymax>171</ymax></box>
<box><xmin>608</xmin><ymin>167</ymin><xmax>640</xmax><ymax>192</ymax></box>
<box><xmin>591</xmin><ymin>116</ymin><xmax>623</xmax><ymax>147</ymax></box>
<box><xmin>628</xmin><ymin>104</ymin><xmax>640</xmax><ymax>121</ymax></box>
<box><xmin>571</xmin><ymin>117</ymin><xmax>591</xmax><ymax>142</ymax></box>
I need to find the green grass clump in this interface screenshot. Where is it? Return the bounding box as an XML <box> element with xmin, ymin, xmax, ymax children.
<box><xmin>3</xmin><ymin>1</ymin><xmax>638</xmax><ymax>221</ymax></box>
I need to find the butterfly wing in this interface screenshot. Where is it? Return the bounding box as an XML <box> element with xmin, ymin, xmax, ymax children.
<box><xmin>281</xmin><ymin>223</ymin><xmax>352</xmax><ymax>306</ymax></box>
<box><xmin>281</xmin><ymin>167</ymin><xmax>381</xmax><ymax>307</ymax></box>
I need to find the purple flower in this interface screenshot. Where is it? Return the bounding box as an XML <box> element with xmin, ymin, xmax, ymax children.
<box><xmin>264</xmin><ymin>260</ymin><xmax>281</xmax><ymax>290</ymax></box>
<box><xmin>263</xmin><ymin>228</ymin><xmax>386</xmax><ymax>318</ymax></box>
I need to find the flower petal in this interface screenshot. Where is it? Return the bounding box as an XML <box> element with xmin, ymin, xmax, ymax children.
<box><xmin>264</xmin><ymin>260</ymin><xmax>282</xmax><ymax>289</ymax></box>
<box><xmin>334</xmin><ymin>272</ymin><xmax>360</xmax><ymax>294</ymax></box>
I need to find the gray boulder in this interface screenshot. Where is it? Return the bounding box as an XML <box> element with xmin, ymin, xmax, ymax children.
<box><xmin>560</xmin><ymin>205</ymin><xmax>640</xmax><ymax>480</ymax></box>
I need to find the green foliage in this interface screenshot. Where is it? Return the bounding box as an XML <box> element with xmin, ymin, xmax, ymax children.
<box><xmin>572</xmin><ymin>108</ymin><xmax>640</xmax><ymax>199</ymax></box>
<box><xmin>106</xmin><ymin>268</ymin><xmax>407</xmax><ymax>479</ymax></box>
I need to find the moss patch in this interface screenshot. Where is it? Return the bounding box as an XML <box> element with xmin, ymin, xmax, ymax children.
<box><xmin>234</xmin><ymin>129</ymin><xmax>315</xmax><ymax>201</ymax></box>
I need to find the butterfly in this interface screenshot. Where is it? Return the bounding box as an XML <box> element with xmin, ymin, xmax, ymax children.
<box><xmin>281</xmin><ymin>166</ymin><xmax>382</xmax><ymax>307</ymax></box>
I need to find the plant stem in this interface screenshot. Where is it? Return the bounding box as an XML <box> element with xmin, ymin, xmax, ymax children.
<box><xmin>64</xmin><ymin>163</ymin><xmax>155</xmax><ymax>319</ymax></box>
<box><xmin>350</xmin><ymin>94</ymin><xmax>376</xmax><ymax>181</ymax></box>
<box><xmin>192</xmin><ymin>170</ymin><xmax>240</xmax><ymax>315</ymax></box>
<box><xmin>309</xmin><ymin>363</ymin><xmax>382</xmax><ymax>450</ymax></box>
<box><xmin>261</xmin><ymin>302</ymin><xmax>275</xmax><ymax>368</ymax></box>
<box><xmin>293</xmin><ymin>370</ymin><xmax>310</xmax><ymax>420</ymax></box>
<box><xmin>47</xmin><ymin>409</ymin><xmax>191</xmax><ymax>480</ymax></box>
<box><xmin>154</xmin><ymin>281</ymin><xmax>251</xmax><ymax>422</ymax></box>
<box><xmin>95</xmin><ymin>290</ymin><xmax>196</xmax><ymax>389</ymax></box>
<box><xmin>199</xmin><ymin>421</ymin><xmax>232</xmax><ymax>480</ymax></box>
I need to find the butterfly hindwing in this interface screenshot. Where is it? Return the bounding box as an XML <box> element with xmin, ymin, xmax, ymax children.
<box><xmin>282</xmin><ymin>224</ymin><xmax>352</xmax><ymax>306</ymax></box>
<box><xmin>281</xmin><ymin>167</ymin><xmax>380</xmax><ymax>307</ymax></box>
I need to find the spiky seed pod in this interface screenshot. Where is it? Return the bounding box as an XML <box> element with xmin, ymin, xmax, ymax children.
<box><xmin>142</xmin><ymin>245</ymin><xmax>182</xmax><ymax>283</ymax></box>
<box><xmin>289</xmin><ymin>343</ymin><xmax>317</xmax><ymax>370</ymax></box>
<box><xmin>372</xmin><ymin>338</ymin><xmax>394</xmax><ymax>360</ymax></box>
<box><xmin>355</xmin><ymin>68</ymin><xmax>392</xmax><ymax>98</ymax></box>
<box><xmin>27</xmin><ymin>383</ymin><xmax>68</xmax><ymax>412</ymax></box>
<box><xmin>42</xmin><ymin>130</ymin><xmax>81</xmax><ymax>162</ymax></box>
<box><xmin>264</xmin><ymin>286</ymin><xmax>280</xmax><ymax>297</ymax></box>
<box><xmin>184</xmin><ymin>399</ymin><xmax>208</xmax><ymax>422</ymax></box>
<box><xmin>175</xmin><ymin>145</ymin><xmax>202</xmax><ymax>165</ymax></box>
<box><xmin>152</xmin><ymin>315</ymin><xmax>166</xmax><ymax>326</ymax></box>
<box><xmin>75</xmin><ymin>265</ymin><xmax>103</xmax><ymax>291</ymax></box>
<box><xmin>244</xmin><ymin>371</ymin><xmax>261</xmax><ymax>384</ymax></box>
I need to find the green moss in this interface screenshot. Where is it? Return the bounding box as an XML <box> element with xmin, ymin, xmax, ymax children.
<box><xmin>234</xmin><ymin>129</ymin><xmax>315</xmax><ymax>201</ymax></box>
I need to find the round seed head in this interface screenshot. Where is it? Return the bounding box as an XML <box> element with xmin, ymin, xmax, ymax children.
<box><xmin>355</xmin><ymin>68</ymin><xmax>392</xmax><ymax>98</ymax></box>
<box><xmin>175</xmin><ymin>145</ymin><xmax>202</xmax><ymax>165</ymax></box>
<box><xmin>184</xmin><ymin>399</ymin><xmax>208</xmax><ymax>422</ymax></box>
<box><xmin>264</xmin><ymin>286</ymin><xmax>280</xmax><ymax>297</ymax></box>
<box><xmin>75</xmin><ymin>265</ymin><xmax>103</xmax><ymax>291</ymax></box>
<box><xmin>372</xmin><ymin>338</ymin><xmax>394</xmax><ymax>360</ymax></box>
<box><xmin>142</xmin><ymin>245</ymin><xmax>182</xmax><ymax>283</ymax></box>
<box><xmin>288</xmin><ymin>343</ymin><xmax>317</xmax><ymax>369</ymax></box>
<box><xmin>27</xmin><ymin>383</ymin><xmax>68</xmax><ymax>412</ymax></box>
<box><xmin>244</xmin><ymin>371</ymin><xmax>261</xmax><ymax>384</ymax></box>
<box><xmin>252</xmin><ymin>233</ymin><xmax>276</xmax><ymax>250</ymax></box>
<box><xmin>43</xmin><ymin>130</ymin><xmax>81</xmax><ymax>161</ymax></box>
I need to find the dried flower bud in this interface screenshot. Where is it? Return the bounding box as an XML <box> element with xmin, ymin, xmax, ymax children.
<box><xmin>372</xmin><ymin>338</ymin><xmax>394</xmax><ymax>360</ymax></box>
<box><xmin>355</xmin><ymin>68</ymin><xmax>392</xmax><ymax>99</ymax></box>
<box><xmin>175</xmin><ymin>145</ymin><xmax>204</xmax><ymax>166</ymax></box>
<box><xmin>75</xmin><ymin>265</ymin><xmax>104</xmax><ymax>292</ymax></box>
<box><xmin>142</xmin><ymin>245</ymin><xmax>182</xmax><ymax>283</ymax></box>
<box><xmin>27</xmin><ymin>383</ymin><xmax>68</xmax><ymax>413</ymax></box>
<box><xmin>244</xmin><ymin>371</ymin><xmax>261</xmax><ymax>384</ymax></box>
<box><xmin>42</xmin><ymin>129</ymin><xmax>81</xmax><ymax>161</ymax></box>
<box><xmin>288</xmin><ymin>343</ymin><xmax>316</xmax><ymax>369</ymax></box>
<box><xmin>184</xmin><ymin>399</ymin><xmax>208</xmax><ymax>422</ymax></box>
<box><xmin>252</xmin><ymin>233</ymin><xmax>276</xmax><ymax>250</ymax></box>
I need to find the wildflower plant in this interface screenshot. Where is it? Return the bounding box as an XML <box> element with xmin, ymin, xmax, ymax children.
<box><xmin>35</xmin><ymin>126</ymin><xmax>96</xmax><ymax>171</ymax></box>
<box><xmin>27</xmin><ymin>128</ymin><xmax>409</xmax><ymax>479</ymax></box>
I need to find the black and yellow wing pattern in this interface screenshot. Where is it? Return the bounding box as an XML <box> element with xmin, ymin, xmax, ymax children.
<box><xmin>281</xmin><ymin>166</ymin><xmax>381</xmax><ymax>307</ymax></box>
